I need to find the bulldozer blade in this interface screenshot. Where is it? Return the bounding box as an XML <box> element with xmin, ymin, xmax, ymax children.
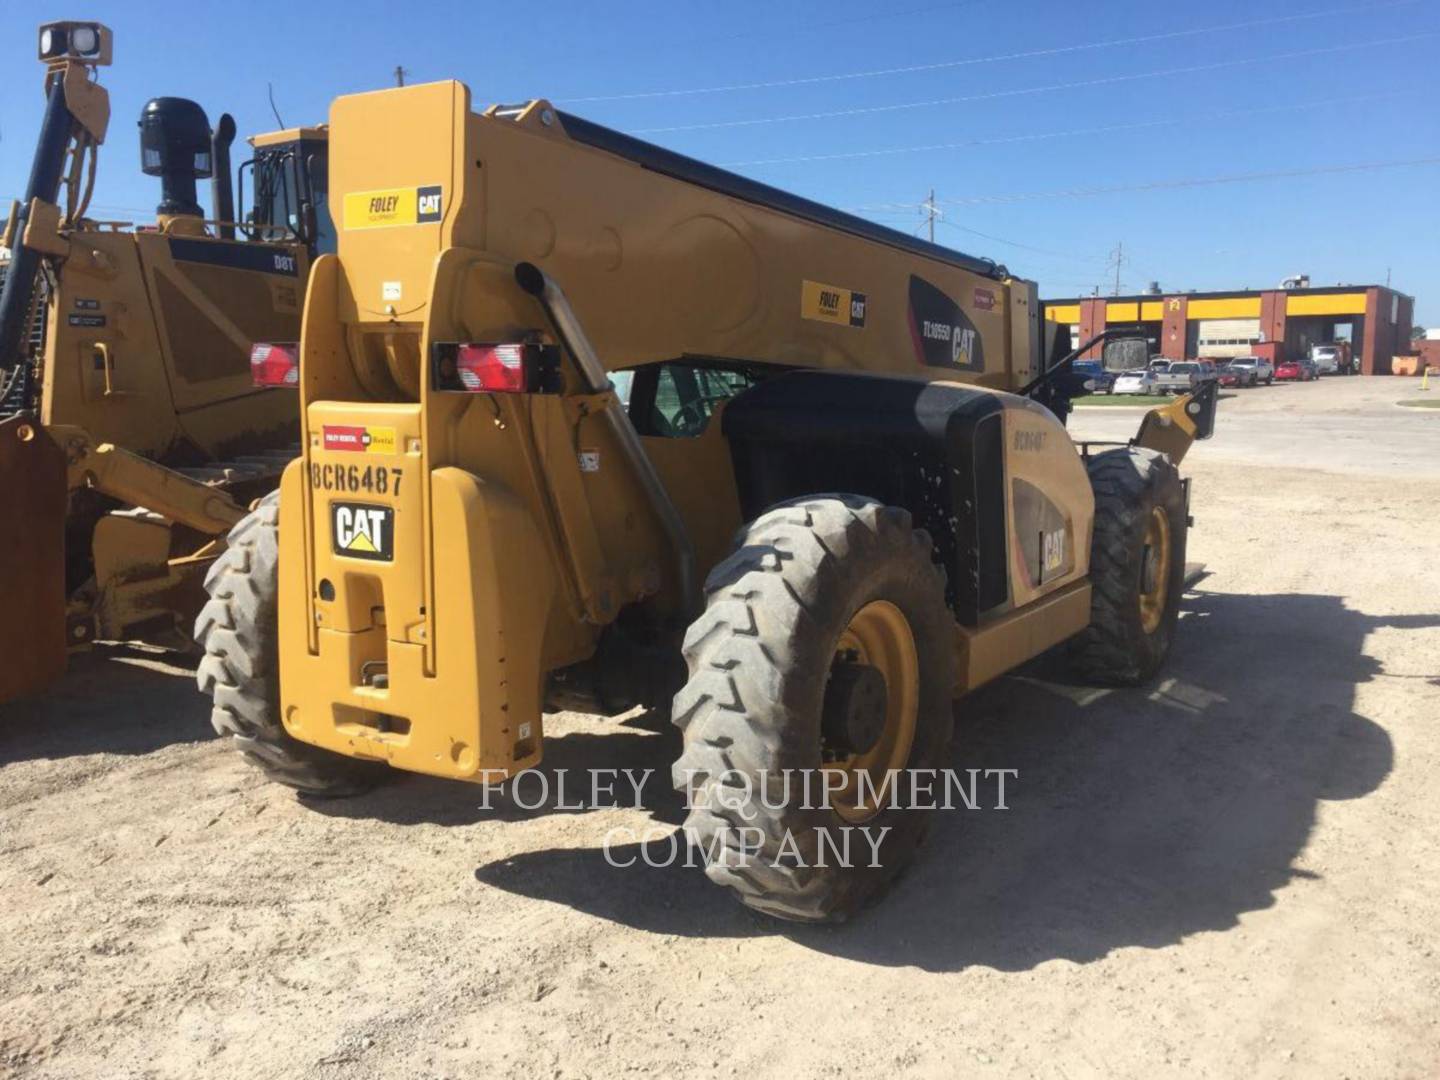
<box><xmin>0</xmin><ymin>415</ymin><xmax>68</xmax><ymax>703</ymax></box>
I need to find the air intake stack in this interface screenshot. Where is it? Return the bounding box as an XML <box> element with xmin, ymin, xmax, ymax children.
<box><xmin>138</xmin><ymin>97</ymin><xmax>213</xmax><ymax>218</ymax></box>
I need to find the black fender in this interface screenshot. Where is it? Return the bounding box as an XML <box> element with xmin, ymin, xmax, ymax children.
<box><xmin>722</xmin><ymin>370</ymin><xmax>1008</xmax><ymax>625</ymax></box>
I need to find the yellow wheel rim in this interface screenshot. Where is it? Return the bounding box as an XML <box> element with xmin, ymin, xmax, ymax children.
<box><xmin>823</xmin><ymin>600</ymin><xmax>919</xmax><ymax>823</ymax></box>
<box><xmin>1138</xmin><ymin>507</ymin><xmax>1172</xmax><ymax>634</ymax></box>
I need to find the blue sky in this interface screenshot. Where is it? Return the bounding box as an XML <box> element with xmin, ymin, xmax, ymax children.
<box><xmin>3</xmin><ymin>0</ymin><xmax>1437</xmax><ymax>321</ymax></box>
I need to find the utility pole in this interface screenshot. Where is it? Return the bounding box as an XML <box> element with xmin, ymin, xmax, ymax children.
<box><xmin>920</xmin><ymin>189</ymin><xmax>940</xmax><ymax>243</ymax></box>
<box><xmin>394</xmin><ymin>65</ymin><xmax>408</xmax><ymax>87</ymax></box>
<box><xmin>1109</xmin><ymin>241</ymin><xmax>1125</xmax><ymax>296</ymax></box>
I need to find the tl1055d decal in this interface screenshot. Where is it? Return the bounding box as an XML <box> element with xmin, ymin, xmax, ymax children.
<box><xmin>907</xmin><ymin>275</ymin><xmax>983</xmax><ymax>371</ymax></box>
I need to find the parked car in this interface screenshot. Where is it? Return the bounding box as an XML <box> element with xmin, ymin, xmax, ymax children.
<box><xmin>1215</xmin><ymin>359</ymin><xmax>1250</xmax><ymax>388</ymax></box>
<box><xmin>1112</xmin><ymin>368</ymin><xmax>1160</xmax><ymax>395</ymax></box>
<box><xmin>1072</xmin><ymin>358</ymin><xmax>1115</xmax><ymax>394</ymax></box>
<box><xmin>1274</xmin><ymin>357</ymin><xmax>1317</xmax><ymax>381</ymax></box>
<box><xmin>1229</xmin><ymin>356</ymin><xmax>1274</xmax><ymax>385</ymax></box>
<box><xmin>1152</xmin><ymin>360</ymin><xmax>1200</xmax><ymax>395</ymax></box>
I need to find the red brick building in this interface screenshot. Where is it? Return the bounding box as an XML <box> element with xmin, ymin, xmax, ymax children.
<box><xmin>1044</xmin><ymin>284</ymin><xmax>1415</xmax><ymax>375</ymax></box>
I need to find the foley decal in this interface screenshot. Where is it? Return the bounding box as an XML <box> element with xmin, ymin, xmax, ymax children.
<box><xmin>322</xmin><ymin>424</ymin><xmax>397</xmax><ymax>455</ymax></box>
<box><xmin>907</xmin><ymin>275</ymin><xmax>983</xmax><ymax>371</ymax></box>
<box><xmin>343</xmin><ymin>184</ymin><xmax>444</xmax><ymax>230</ymax></box>
<box><xmin>332</xmin><ymin>502</ymin><xmax>394</xmax><ymax>562</ymax></box>
<box><xmin>800</xmin><ymin>280</ymin><xmax>867</xmax><ymax>328</ymax></box>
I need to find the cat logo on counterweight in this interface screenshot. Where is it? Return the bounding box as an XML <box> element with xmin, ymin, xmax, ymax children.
<box><xmin>332</xmin><ymin>502</ymin><xmax>394</xmax><ymax>561</ymax></box>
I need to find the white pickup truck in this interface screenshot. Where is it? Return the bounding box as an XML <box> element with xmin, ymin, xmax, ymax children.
<box><xmin>1309</xmin><ymin>344</ymin><xmax>1353</xmax><ymax>375</ymax></box>
<box><xmin>1151</xmin><ymin>360</ymin><xmax>1208</xmax><ymax>395</ymax></box>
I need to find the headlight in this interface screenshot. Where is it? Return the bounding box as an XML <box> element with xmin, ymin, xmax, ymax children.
<box><xmin>37</xmin><ymin>21</ymin><xmax>109</xmax><ymax>64</ymax></box>
<box><xmin>71</xmin><ymin>26</ymin><xmax>99</xmax><ymax>55</ymax></box>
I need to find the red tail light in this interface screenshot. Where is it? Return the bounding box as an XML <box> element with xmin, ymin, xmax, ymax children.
<box><xmin>432</xmin><ymin>342</ymin><xmax>560</xmax><ymax>394</ymax></box>
<box><xmin>251</xmin><ymin>342</ymin><xmax>299</xmax><ymax>387</ymax></box>
<box><xmin>458</xmin><ymin>343</ymin><xmax>527</xmax><ymax>392</ymax></box>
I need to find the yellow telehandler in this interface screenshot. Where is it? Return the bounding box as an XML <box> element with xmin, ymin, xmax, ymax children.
<box><xmin>195</xmin><ymin>81</ymin><xmax>1215</xmax><ymax>921</ymax></box>
<box><xmin>0</xmin><ymin>21</ymin><xmax>330</xmax><ymax>702</ymax></box>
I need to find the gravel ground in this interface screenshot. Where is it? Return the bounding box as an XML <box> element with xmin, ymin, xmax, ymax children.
<box><xmin>2</xmin><ymin>376</ymin><xmax>1438</xmax><ymax>1079</ymax></box>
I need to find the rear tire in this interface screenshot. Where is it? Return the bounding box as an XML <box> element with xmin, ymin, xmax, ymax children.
<box><xmin>1069</xmin><ymin>448</ymin><xmax>1187</xmax><ymax>686</ymax></box>
<box><xmin>194</xmin><ymin>491</ymin><xmax>386</xmax><ymax>797</ymax></box>
<box><xmin>671</xmin><ymin>496</ymin><xmax>955</xmax><ymax>923</ymax></box>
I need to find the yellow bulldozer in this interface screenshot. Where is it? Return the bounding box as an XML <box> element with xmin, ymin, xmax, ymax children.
<box><xmin>194</xmin><ymin>80</ymin><xmax>1216</xmax><ymax>921</ymax></box>
<box><xmin>0</xmin><ymin>21</ymin><xmax>331</xmax><ymax>702</ymax></box>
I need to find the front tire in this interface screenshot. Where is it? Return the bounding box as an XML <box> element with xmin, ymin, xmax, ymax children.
<box><xmin>1069</xmin><ymin>448</ymin><xmax>1187</xmax><ymax>686</ymax></box>
<box><xmin>194</xmin><ymin>491</ymin><xmax>386</xmax><ymax>797</ymax></box>
<box><xmin>671</xmin><ymin>496</ymin><xmax>955</xmax><ymax>923</ymax></box>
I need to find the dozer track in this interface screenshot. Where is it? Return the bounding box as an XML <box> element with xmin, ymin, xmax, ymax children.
<box><xmin>175</xmin><ymin>446</ymin><xmax>299</xmax><ymax>488</ymax></box>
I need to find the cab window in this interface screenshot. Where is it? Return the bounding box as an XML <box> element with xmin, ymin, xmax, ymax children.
<box><xmin>241</xmin><ymin>139</ymin><xmax>334</xmax><ymax>256</ymax></box>
<box><xmin>627</xmin><ymin>362</ymin><xmax>766</xmax><ymax>437</ymax></box>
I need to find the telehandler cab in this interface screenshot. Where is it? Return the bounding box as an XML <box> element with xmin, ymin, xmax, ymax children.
<box><xmin>0</xmin><ymin>21</ymin><xmax>330</xmax><ymax>702</ymax></box>
<box><xmin>195</xmin><ymin>81</ymin><xmax>1216</xmax><ymax>921</ymax></box>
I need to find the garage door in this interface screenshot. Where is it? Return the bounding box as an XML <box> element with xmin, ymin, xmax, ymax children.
<box><xmin>1195</xmin><ymin>318</ymin><xmax>1261</xmax><ymax>358</ymax></box>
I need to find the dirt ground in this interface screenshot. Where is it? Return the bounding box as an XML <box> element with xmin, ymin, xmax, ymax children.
<box><xmin>3</xmin><ymin>377</ymin><xmax>1438</xmax><ymax>1079</ymax></box>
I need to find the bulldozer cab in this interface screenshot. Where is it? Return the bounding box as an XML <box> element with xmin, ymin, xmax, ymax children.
<box><xmin>241</xmin><ymin>128</ymin><xmax>334</xmax><ymax>256</ymax></box>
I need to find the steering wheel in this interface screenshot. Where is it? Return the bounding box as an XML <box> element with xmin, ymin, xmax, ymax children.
<box><xmin>671</xmin><ymin>400</ymin><xmax>711</xmax><ymax>435</ymax></box>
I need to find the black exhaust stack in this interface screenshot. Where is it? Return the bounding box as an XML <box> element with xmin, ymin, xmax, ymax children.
<box><xmin>211</xmin><ymin>113</ymin><xmax>236</xmax><ymax>239</ymax></box>
<box><xmin>138</xmin><ymin>97</ymin><xmax>212</xmax><ymax>218</ymax></box>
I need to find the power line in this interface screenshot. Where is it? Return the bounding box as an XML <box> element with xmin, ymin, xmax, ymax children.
<box><xmin>929</xmin><ymin>156</ymin><xmax>1440</xmax><ymax>206</ymax></box>
<box><xmin>845</xmin><ymin>156</ymin><xmax>1440</xmax><ymax>271</ymax></box>
<box><xmin>636</xmin><ymin>1</ymin><xmax>978</xmax><ymax>59</ymax></box>
<box><xmin>719</xmin><ymin>90</ymin><xmax>1410</xmax><ymax>168</ymax></box>
<box><xmin>632</xmin><ymin>32</ymin><xmax>1437</xmax><ymax>134</ymax></box>
<box><xmin>563</xmin><ymin>0</ymin><xmax>1418</xmax><ymax>104</ymax></box>
<box><xmin>936</xmin><ymin>218</ymin><xmax>1106</xmax><ymax>262</ymax></box>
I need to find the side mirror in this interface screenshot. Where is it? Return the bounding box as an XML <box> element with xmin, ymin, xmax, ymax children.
<box><xmin>1100</xmin><ymin>334</ymin><xmax>1150</xmax><ymax>373</ymax></box>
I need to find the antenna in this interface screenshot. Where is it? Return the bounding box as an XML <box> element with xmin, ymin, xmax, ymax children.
<box><xmin>266</xmin><ymin>82</ymin><xmax>285</xmax><ymax>129</ymax></box>
<box><xmin>394</xmin><ymin>65</ymin><xmax>408</xmax><ymax>87</ymax></box>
